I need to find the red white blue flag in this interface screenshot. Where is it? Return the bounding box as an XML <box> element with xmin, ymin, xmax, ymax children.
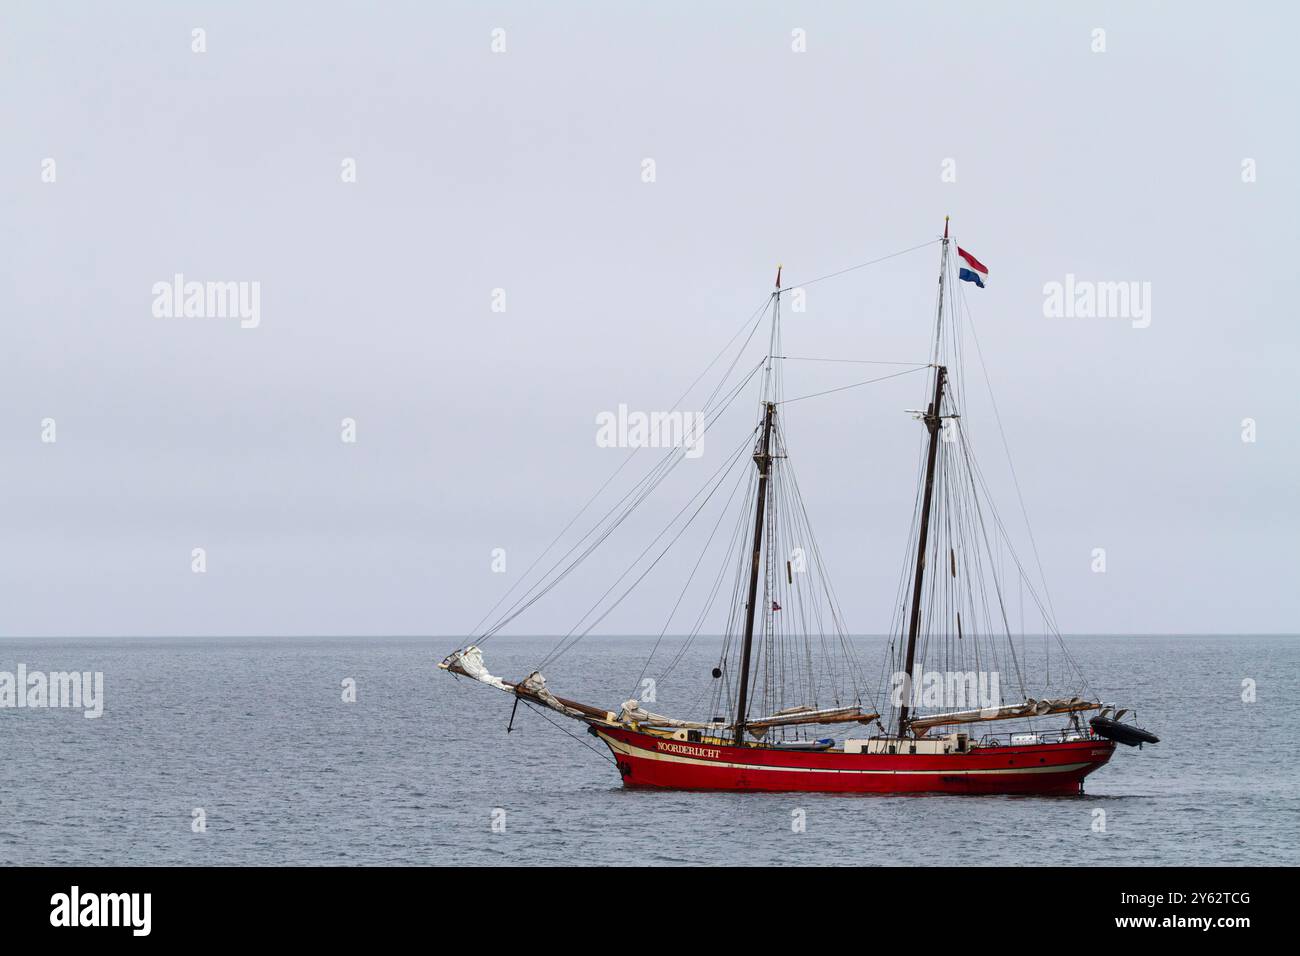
<box><xmin>957</xmin><ymin>247</ymin><xmax>989</xmax><ymax>288</ymax></box>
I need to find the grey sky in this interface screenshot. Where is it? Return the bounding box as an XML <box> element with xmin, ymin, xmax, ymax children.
<box><xmin>2</xmin><ymin>2</ymin><xmax>1296</xmax><ymax>637</ymax></box>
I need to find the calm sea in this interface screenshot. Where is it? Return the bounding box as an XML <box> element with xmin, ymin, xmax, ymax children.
<box><xmin>1</xmin><ymin>635</ymin><xmax>1295</xmax><ymax>866</ymax></box>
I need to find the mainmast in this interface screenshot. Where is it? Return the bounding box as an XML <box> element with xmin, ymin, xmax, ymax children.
<box><xmin>733</xmin><ymin>269</ymin><xmax>782</xmax><ymax>746</ymax></box>
<box><xmin>897</xmin><ymin>218</ymin><xmax>951</xmax><ymax>737</ymax></box>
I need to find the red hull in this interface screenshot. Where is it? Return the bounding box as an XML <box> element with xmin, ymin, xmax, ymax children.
<box><xmin>596</xmin><ymin>726</ymin><xmax>1115</xmax><ymax>795</ymax></box>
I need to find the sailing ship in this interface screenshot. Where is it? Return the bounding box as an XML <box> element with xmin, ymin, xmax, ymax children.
<box><xmin>441</xmin><ymin>218</ymin><xmax>1158</xmax><ymax>795</ymax></box>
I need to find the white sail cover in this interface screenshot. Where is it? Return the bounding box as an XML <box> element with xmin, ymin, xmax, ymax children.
<box><xmin>519</xmin><ymin>672</ymin><xmax>586</xmax><ymax>718</ymax></box>
<box><xmin>440</xmin><ymin>647</ymin><xmax>606</xmax><ymax>721</ymax></box>
<box><xmin>441</xmin><ymin>645</ymin><xmax>511</xmax><ymax>691</ymax></box>
<box><xmin>908</xmin><ymin>697</ymin><xmax>1099</xmax><ymax>733</ymax></box>
<box><xmin>618</xmin><ymin>700</ymin><xmax>719</xmax><ymax>729</ymax></box>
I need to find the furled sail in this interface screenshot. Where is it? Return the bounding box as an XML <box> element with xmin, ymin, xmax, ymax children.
<box><xmin>440</xmin><ymin>646</ymin><xmax>612</xmax><ymax>721</ymax></box>
<box><xmin>741</xmin><ymin>705</ymin><xmax>879</xmax><ymax>731</ymax></box>
<box><xmin>517</xmin><ymin>672</ymin><xmax>585</xmax><ymax>719</ymax></box>
<box><xmin>618</xmin><ymin>700</ymin><xmax>720</xmax><ymax>729</ymax></box>
<box><xmin>908</xmin><ymin>697</ymin><xmax>1100</xmax><ymax>734</ymax></box>
<box><xmin>440</xmin><ymin>645</ymin><xmax>510</xmax><ymax>691</ymax></box>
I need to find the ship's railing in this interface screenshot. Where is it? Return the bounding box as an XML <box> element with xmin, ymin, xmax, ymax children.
<box><xmin>974</xmin><ymin>728</ymin><xmax>1096</xmax><ymax>748</ymax></box>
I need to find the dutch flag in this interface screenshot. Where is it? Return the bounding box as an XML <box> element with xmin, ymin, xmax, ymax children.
<box><xmin>957</xmin><ymin>247</ymin><xmax>989</xmax><ymax>288</ymax></box>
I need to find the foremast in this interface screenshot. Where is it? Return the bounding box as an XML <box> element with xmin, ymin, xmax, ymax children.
<box><xmin>733</xmin><ymin>267</ymin><xmax>782</xmax><ymax>745</ymax></box>
<box><xmin>733</xmin><ymin>399</ymin><xmax>775</xmax><ymax>745</ymax></box>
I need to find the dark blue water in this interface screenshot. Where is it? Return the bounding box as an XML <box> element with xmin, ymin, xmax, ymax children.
<box><xmin>0</xmin><ymin>635</ymin><xmax>1295</xmax><ymax>865</ymax></box>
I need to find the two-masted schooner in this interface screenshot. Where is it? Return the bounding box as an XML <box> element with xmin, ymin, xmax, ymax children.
<box><xmin>442</xmin><ymin>218</ymin><xmax>1157</xmax><ymax>795</ymax></box>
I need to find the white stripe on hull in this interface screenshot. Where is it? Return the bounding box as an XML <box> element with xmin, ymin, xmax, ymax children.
<box><xmin>598</xmin><ymin>731</ymin><xmax>1095</xmax><ymax>777</ymax></box>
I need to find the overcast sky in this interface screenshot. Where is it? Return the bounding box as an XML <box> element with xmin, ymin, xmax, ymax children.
<box><xmin>2</xmin><ymin>2</ymin><xmax>1296</xmax><ymax>638</ymax></box>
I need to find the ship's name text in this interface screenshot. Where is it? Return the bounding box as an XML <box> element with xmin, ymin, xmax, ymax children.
<box><xmin>656</xmin><ymin>741</ymin><xmax>721</xmax><ymax>759</ymax></box>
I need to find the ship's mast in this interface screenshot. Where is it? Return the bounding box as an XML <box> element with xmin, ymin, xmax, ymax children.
<box><xmin>734</xmin><ymin>399</ymin><xmax>775</xmax><ymax>746</ymax></box>
<box><xmin>897</xmin><ymin>218</ymin><xmax>951</xmax><ymax>737</ymax></box>
<box><xmin>733</xmin><ymin>271</ymin><xmax>781</xmax><ymax>746</ymax></box>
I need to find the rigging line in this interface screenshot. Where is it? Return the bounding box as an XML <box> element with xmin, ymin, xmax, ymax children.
<box><xmin>961</xmin><ymin>429</ymin><xmax>1065</xmax><ymax>645</ymax></box>
<box><xmin>630</xmin><ymin>452</ymin><xmax>753</xmax><ymax>697</ymax></box>
<box><xmin>683</xmin><ymin>295</ymin><xmax>775</xmax><ymax>411</ymax></box>
<box><xmin>779</xmin><ymin>238</ymin><xmax>943</xmax><ymax>291</ymax></box>
<box><xmin>466</xmin><ymin>450</ymin><xmax>643</xmax><ymax>640</ymax></box>
<box><xmin>546</xmin><ymin>452</ymin><xmax>753</xmax><ymax>671</ymax></box>
<box><xmin>663</xmin><ymin>466</ymin><xmax>755</xmax><ymax>681</ymax></box>
<box><xmin>662</xmin><ymin>473</ymin><xmax>753</xmax><ymax>679</ymax></box>
<box><xmin>784</xmin><ymin>468</ymin><xmax>841</xmax><ymax>709</ymax></box>
<box><xmin>539</xmin><ymin>426</ymin><xmax>759</xmax><ymax>668</ymax></box>
<box><xmin>477</xmin><ymin>446</ymin><xmax>682</xmax><ymax>640</ymax></box>
<box><xmin>479</xmin><ymin>358</ymin><xmax>768</xmax><ymax>641</ymax></box>
<box><xmin>479</xmin><ymin>451</ymin><xmax>685</xmax><ymax>641</ymax></box>
<box><xmin>464</xmin><ymin>296</ymin><xmax>772</xmax><ymax>643</ymax></box>
<box><xmin>953</xmin><ymin>426</ymin><xmax>1027</xmax><ymax>697</ymax></box>
<box><xmin>782</xmin><ymin>449</ymin><xmax>874</xmax><ymax>710</ymax></box>
<box><xmin>777</xmin><ymin>356</ymin><xmax>931</xmax><ymax>366</ymax></box>
<box><xmin>957</xmin><ymin>286</ymin><xmax>1059</xmax><ymax>623</ymax></box>
<box><xmin>519</xmin><ymin>702</ymin><xmax>616</xmax><ymax>766</ymax></box>
<box><xmin>957</xmin><ymin>420</ymin><xmax>1093</xmax><ymax>699</ymax></box>
<box><xmin>777</xmin><ymin>365</ymin><xmax>931</xmax><ymax>405</ymax></box>
<box><xmin>571</xmin><ymin>424</ymin><xmax>757</xmax><ymax>646</ymax></box>
<box><xmin>699</xmin><ymin>297</ymin><xmax>776</xmax><ymax>419</ymax></box>
<box><xmin>706</xmin><ymin>486</ymin><xmax>755</xmax><ymax>721</ymax></box>
<box><xmin>879</xmin><ymin>430</ymin><xmax>929</xmax><ymax>716</ymax></box>
<box><xmin>488</xmin><ymin>435</ymin><xmax>713</xmax><ymax>645</ymax></box>
<box><xmin>471</xmin><ymin>242</ymin><xmax>931</xmax><ymax>654</ymax></box>
<box><xmin>478</xmin><ymin>355</ymin><xmax>764</xmax><ymax>639</ymax></box>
